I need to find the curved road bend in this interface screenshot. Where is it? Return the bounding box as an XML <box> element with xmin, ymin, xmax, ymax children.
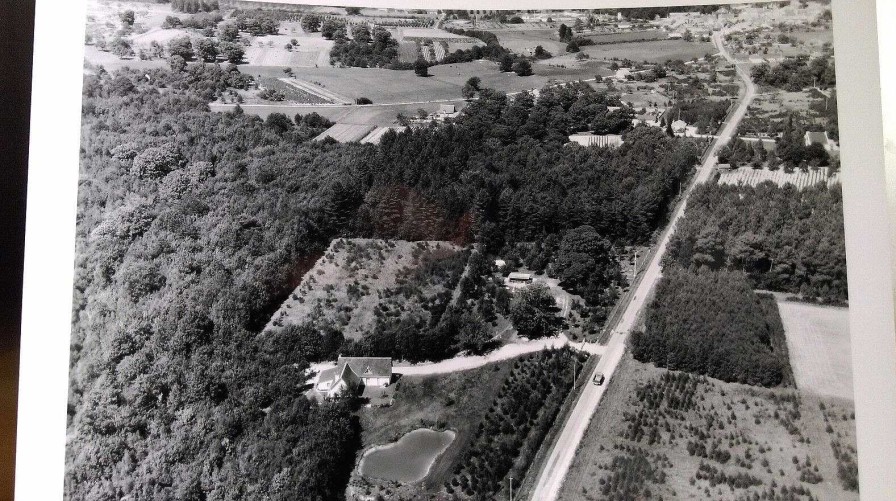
<box><xmin>528</xmin><ymin>31</ymin><xmax>756</xmax><ymax>501</ymax></box>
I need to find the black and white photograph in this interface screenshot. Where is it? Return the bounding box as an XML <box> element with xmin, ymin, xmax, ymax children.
<box><xmin>10</xmin><ymin>0</ymin><xmax>896</xmax><ymax>499</ymax></box>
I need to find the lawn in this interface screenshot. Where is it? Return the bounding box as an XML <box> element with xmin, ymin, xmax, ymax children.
<box><xmin>558</xmin><ymin>355</ymin><xmax>859</xmax><ymax>500</ymax></box>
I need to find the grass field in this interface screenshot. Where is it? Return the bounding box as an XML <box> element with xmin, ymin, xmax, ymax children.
<box><xmin>580</xmin><ymin>40</ymin><xmax>717</xmax><ymax>64</ymax></box>
<box><xmin>237</xmin><ymin>60</ymin><xmax>597</xmax><ymax>107</ymax></box>
<box><xmin>245</xmin><ymin>31</ymin><xmax>333</xmax><ymax>68</ymax></box>
<box><xmin>778</xmin><ymin>301</ymin><xmax>853</xmax><ymax>400</ymax></box>
<box><xmin>559</xmin><ymin>356</ymin><xmax>859</xmax><ymax>501</ymax></box>
<box><xmin>348</xmin><ymin>359</ymin><xmax>516</xmax><ymax>499</ymax></box>
<box><xmin>264</xmin><ymin>238</ymin><xmax>464</xmax><ymax>341</ymax></box>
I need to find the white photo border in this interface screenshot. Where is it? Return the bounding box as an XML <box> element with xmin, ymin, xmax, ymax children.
<box><xmin>17</xmin><ymin>0</ymin><xmax>896</xmax><ymax>498</ymax></box>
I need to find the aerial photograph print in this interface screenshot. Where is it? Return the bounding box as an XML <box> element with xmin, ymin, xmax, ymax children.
<box><xmin>67</xmin><ymin>0</ymin><xmax>854</xmax><ymax>499</ymax></box>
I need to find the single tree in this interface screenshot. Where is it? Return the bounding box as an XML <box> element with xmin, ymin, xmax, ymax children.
<box><xmin>168</xmin><ymin>35</ymin><xmax>194</xmax><ymax>60</ymax></box>
<box><xmin>120</xmin><ymin>10</ymin><xmax>135</xmax><ymax>27</ymax></box>
<box><xmin>414</xmin><ymin>57</ymin><xmax>429</xmax><ymax>77</ymax></box>
<box><xmin>509</xmin><ymin>284</ymin><xmax>562</xmax><ymax>339</ymax></box>
<box><xmin>301</xmin><ymin>14</ymin><xmax>322</xmax><ymax>33</ymax></box>
<box><xmin>499</xmin><ymin>53</ymin><xmax>514</xmax><ymax>72</ymax></box>
<box><xmin>512</xmin><ymin>59</ymin><xmax>532</xmax><ymax>76</ymax></box>
<box><xmin>168</xmin><ymin>54</ymin><xmax>187</xmax><ymax>72</ymax></box>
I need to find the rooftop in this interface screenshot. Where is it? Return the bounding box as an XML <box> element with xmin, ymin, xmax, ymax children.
<box><xmin>337</xmin><ymin>356</ymin><xmax>393</xmax><ymax>378</ymax></box>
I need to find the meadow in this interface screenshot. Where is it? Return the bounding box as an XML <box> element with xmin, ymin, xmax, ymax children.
<box><xmin>580</xmin><ymin>39</ymin><xmax>716</xmax><ymax>64</ymax></box>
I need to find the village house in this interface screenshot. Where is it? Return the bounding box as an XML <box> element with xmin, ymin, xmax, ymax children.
<box><xmin>316</xmin><ymin>356</ymin><xmax>393</xmax><ymax>398</ymax></box>
<box><xmin>804</xmin><ymin>131</ymin><xmax>836</xmax><ymax>151</ymax></box>
<box><xmin>505</xmin><ymin>272</ymin><xmax>535</xmax><ymax>289</ymax></box>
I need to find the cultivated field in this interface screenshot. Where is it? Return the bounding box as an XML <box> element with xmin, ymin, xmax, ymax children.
<box><xmin>558</xmin><ymin>356</ymin><xmax>859</xmax><ymax>501</ymax></box>
<box><xmin>778</xmin><ymin>301</ymin><xmax>853</xmax><ymax>400</ymax></box>
<box><xmin>717</xmin><ymin>166</ymin><xmax>840</xmax><ymax>189</ymax></box>
<box><xmin>264</xmin><ymin>238</ymin><xmax>464</xmax><ymax>340</ymax></box>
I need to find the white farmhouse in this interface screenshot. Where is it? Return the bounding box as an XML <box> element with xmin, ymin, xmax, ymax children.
<box><xmin>316</xmin><ymin>357</ymin><xmax>392</xmax><ymax>398</ymax></box>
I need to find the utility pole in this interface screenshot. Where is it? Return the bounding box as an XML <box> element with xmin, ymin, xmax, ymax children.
<box><xmin>509</xmin><ymin>476</ymin><xmax>514</xmax><ymax>501</ymax></box>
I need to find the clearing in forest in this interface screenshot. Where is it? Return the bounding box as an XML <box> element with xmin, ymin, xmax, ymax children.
<box><xmin>558</xmin><ymin>356</ymin><xmax>859</xmax><ymax>501</ymax></box>
<box><xmin>264</xmin><ymin>238</ymin><xmax>465</xmax><ymax>340</ymax></box>
<box><xmin>778</xmin><ymin>301</ymin><xmax>853</xmax><ymax>400</ymax></box>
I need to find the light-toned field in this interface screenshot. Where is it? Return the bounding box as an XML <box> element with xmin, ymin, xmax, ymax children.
<box><xmin>557</xmin><ymin>356</ymin><xmax>859</xmax><ymax>501</ymax></box>
<box><xmin>718</xmin><ymin>166</ymin><xmax>841</xmax><ymax>189</ymax></box>
<box><xmin>778</xmin><ymin>301</ymin><xmax>853</xmax><ymax>400</ymax></box>
<box><xmin>494</xmin><ymin>29</ymin><xmax>567</xmax><ymax>57</ymax></box>
<box><xmin>580</xmin><ymin>39</ymin><xmax>717</xmax><ymax>63</ymax></box>
<box><xmin>313</xmin><ymin>123</ymin><xmax>376</xmax><ymax>142</ymax></box>
<box><xmin>245</xmin><ymin>31</ymin><xmax>333</xmax><ymax>68</ymax></box>
<box><xmin>241</xmin><ymin>61</ymin><xmax>596</xmax><ymax>105</ymax></box>
<box><xmin>264</xmin><ymin>238</ymin><xmax>462</xmax><ymax>340</ymax></box>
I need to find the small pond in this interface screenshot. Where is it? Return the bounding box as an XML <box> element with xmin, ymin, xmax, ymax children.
<box><xmin>359</xmin><ymin>428</ymin><xmax>456</xmax><ymax>483</ymax></box>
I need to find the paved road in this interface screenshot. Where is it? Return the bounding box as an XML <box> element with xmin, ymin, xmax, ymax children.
<box><xmin>528</xmin><ymin>31</ymin><xmax>757</xmax><ymax>501</ymax></box>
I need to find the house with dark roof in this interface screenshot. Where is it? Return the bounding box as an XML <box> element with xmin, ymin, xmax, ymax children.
<box><xmin>316</xmin><ymin>357</ymin><xmax>393</xmax><ymax>397</ymax></box>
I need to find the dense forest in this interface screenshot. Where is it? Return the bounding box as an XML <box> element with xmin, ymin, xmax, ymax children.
<box><xmin>664</xmin><ymin>182</ymin><xmax>847</xmax><ymax>303</ymax></box>
<box><xmin>70</xmin><ymin>64</ymin><xmax>370</xmax><ymax>499</ymax></box>
<box><xmin>631</xmin><ymin>268</ymin><xmax>791</xmax><ymax>387</ymax></box>
<box><xmin>67</xmin><ymin>62</ymin><xmax>698</xmax><ymax>498</ymax></box>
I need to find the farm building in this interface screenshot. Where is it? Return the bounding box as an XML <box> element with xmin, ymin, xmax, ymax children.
<box><xmin>316</xmin><ymin>357</ymin><xmax>393</xmax><ymax>397</ymax></box>
<box><xmin>568</xmin><ymin>132</ymin><xmax>624</xmax><ymax>148</ymax></box>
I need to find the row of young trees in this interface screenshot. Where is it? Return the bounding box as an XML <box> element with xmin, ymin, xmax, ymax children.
<box><xmin>447</xmin><ymin>349</ymin><xmax>587</xmax><ymax>498</ymax></box>
<box><xmin>631</xmin><ymin>267</ymin><xmax>791</xmax><ymax>387</ymax></box>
